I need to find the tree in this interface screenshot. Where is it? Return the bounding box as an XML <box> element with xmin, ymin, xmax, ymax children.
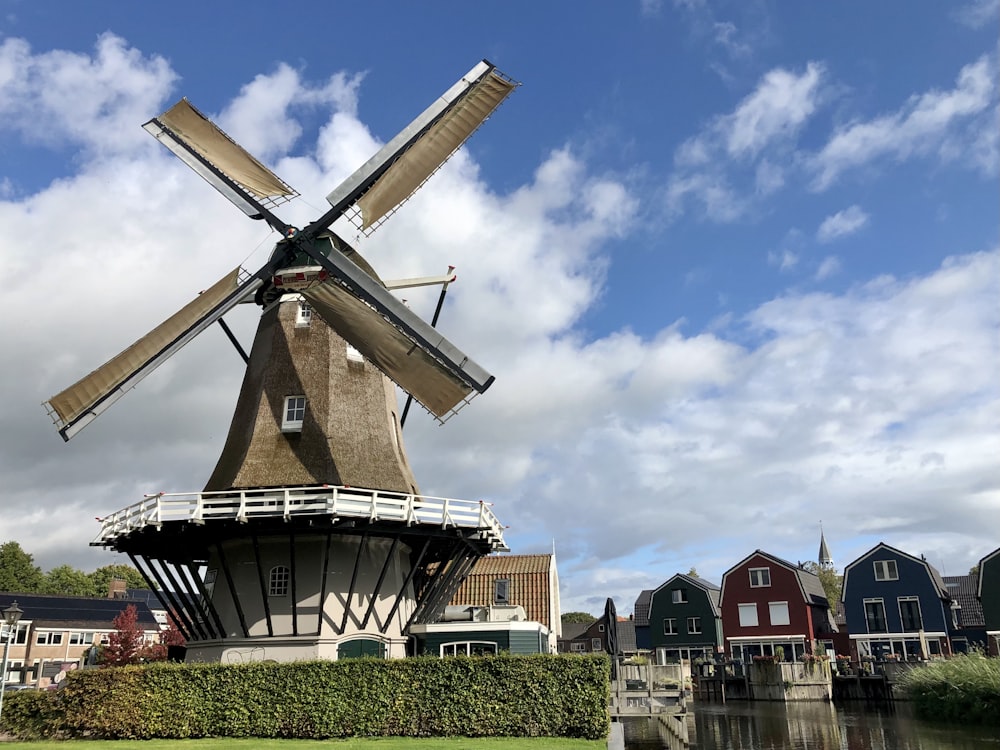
<box><xmin>969</xmin><ymin>564</ymin><xmax>980</xmax><ymax>578</ymax></box>
<box><xmin>99</xmin><ymin>604</ymin><xmax>145</xmax><ymax>667</ymax></box>
<box><xmin>802</xmin><ymin>561</ymin><xmax>843</xmax><ymax>605</ymax></box>
<box><xmin>88</xmin><ymin>564</ymin><xmax>149</xmax><ymax>597</ymax></box>
<box><xmin>0</xmin><ymin>541</ymin><xmax>44</xmax><ymax>593</ymax></box>
<box><xmin>41</xmin><ymin>564</ymin><xmax>95</xmax><ymax>596</ymax></box>
<box><xmin>687</xmin><ymin>567</ymin><xmax>700</xmax><ymax>578</ymax></box>
<box><xmin>561</xmin><ymin>611</ymin><xmax>597</xmax><ymax>624</ymax></box>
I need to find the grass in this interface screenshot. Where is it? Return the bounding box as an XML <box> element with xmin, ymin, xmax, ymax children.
<box><xmin>896</xmin><ymin>653</ymin><xmax>1000</xmax><ymax>725</ymax></box>
<box><xmin>0</xmin><ymin>739</ymin><xmax>605</xmax><ymax>749</ymax></box>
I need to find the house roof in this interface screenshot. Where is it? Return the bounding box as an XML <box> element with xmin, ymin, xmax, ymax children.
<box><xmin>0</xmin><ymin>591</ymin><xmax>160</xmax><ymax>629</ymax></box>
<box><xmin>652</xmin><ymin>573</ymin><xmax>722</xmax><ymax>616</ymax></box>
<box><xmin>720</xmin><ymin>550</ymin><xmax>830</xmax><ymax>609</ymax></box>
<box><xmin>449</xmin><ymin>554</ymin><xmax>556</xmax><ymax>629</ymax></box>
<box><xmin>616</xmin><ymin>618</ymin><xmax>638</xmax><ymax>654</ymax></box>
<box><xmin>943</xmin><ymin>574</ymin><xmax>985</xmax><ymax>628</ymax></box>
<box><xmin>978</xmin><ymin>547</ymin><xmax>1000</xmax><ymax>599</ymax></box>
<box><xmin>633</xmin><ymin>589</ymin><xmax>653</xmax><ymax>627</ymax></box>
<box><xmin>842</xmin><ymin>542</ymin><xmax>950</xmax><ymax>601</ymax></box>
<box><xmin>559</xmin><ymin>622</ymin><xmax>591</xmax><ymax>641</ymax></box>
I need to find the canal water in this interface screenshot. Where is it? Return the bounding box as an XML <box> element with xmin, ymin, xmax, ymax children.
<box><xmin>621</xmin><ymin>702</ymin><xmax>999</xmax><ymax>749</ymax></box>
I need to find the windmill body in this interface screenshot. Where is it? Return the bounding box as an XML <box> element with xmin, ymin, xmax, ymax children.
<box><xmin>47</xmin><ymin>61</ymin><xmax>517</xmax><ymax>663</ymax></box>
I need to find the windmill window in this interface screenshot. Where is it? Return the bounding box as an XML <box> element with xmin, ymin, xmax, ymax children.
<box><xmin>749</xmin><ymin>568</ymin><xmax>771</xmax><ymax>587</ymax></box>
<box><xmin>346</xmin><ymin>344</ymin><xmax>364</xmax><ymax>363</ymax></box>
<box><xmin>873</xmin><ymin>560</ymin><xmax>898</xmax><ymax>581</ymax></box>
<box><xmin>269</xmin><ymin>566</ymin><xmax>290</xmax><ymax>597</ymax></box>
<box><xmin>282</xmin><ymin>396</ymin><xmax>306</xmax><ymax>433</ymax></box>
<box><xmin>295</xmin><ymin>300</ymin><xmax>312</xmax><ymax>327</ymax></box>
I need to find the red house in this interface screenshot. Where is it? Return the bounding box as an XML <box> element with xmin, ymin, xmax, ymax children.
<box><xmin>719</xmin><ymin>550</ymin><xmax>836</xmax><ymax>662</ymax></box>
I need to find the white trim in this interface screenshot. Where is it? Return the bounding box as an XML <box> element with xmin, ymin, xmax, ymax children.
<box><xmin>727</xmin><ymin>635</ymin><xmax>806</xmax><ymax>642</ymax></box>
<box><xmin>850</xmin><ymin>632</ymin><xmax>947</xmax><ymax>640</ymax></box>
<box><xmin>409</xmin><ymin>620</ymin><xmax>548</xmax><ymax>635</ymax></box>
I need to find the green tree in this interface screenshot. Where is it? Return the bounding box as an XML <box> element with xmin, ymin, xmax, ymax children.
<box><xmin>0</xmin><ymin>541</ymin><xmax>45</xmax><ymax>593</ymax></box>
<box><xmin>969</xmin><ymin>564</ymin><xmax>980</xmax><ymax>577</ymax></box>
<box><xmin>687</xmin><ymin>567</ymin><xmax>700</xmax><ymax>578</ymax></box>
<box><xmin>803</xmin><ymin>561</ymin><xmax>843</xmax><ymax>605</ymax></box>
<box><xmin>41</xmin><ymin>564</ymin><xmax>96</xmax><ymax>596</ymax></box>
<box><xmin>561</xmin><ymin>611</ymin><xmax>597</xmax><ymax>624</ymax></box>
<box><xmin>88</xmin><ymin>564</ymin><xmax>149</xmax><ymax>597</ymax></box>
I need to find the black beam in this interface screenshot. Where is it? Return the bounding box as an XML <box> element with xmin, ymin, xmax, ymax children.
<box><xmin>141</xmin><ymin>558</ymin><xmax>198</xmax><ymax>641</ymax></box>
<box><xmin>250</xmin><ymin>530</ymin><xmax>274</xmax><ymax>637</ymax></box>
<box><xmin>288</xmin><ymin>531</ymin><xmax>298</xmax><ymax>637</ymax></box>
<box><xmin>340</xmin><ymin>533</ymin><xmax>370</xmax><ymax>635</ymax></box>
<box><xmin>382</xmin><ymin>538</ymin><xmax>431</xmax><ymax>635</ymax></box>
<box><xmin>215</xmin><ymin>542</ymin><xmax>250</xmax><ymax>638</ymax></box>
<box><xmin>361</xmin><ymin>536</ymin><xmax>401</xmax><ymax>629</ymax></box>
<box><xmin>127</xmin><ymin>553</ymin><xmax>192</xmax><ymax>642</ymax></box>
<box><xmin>316</xmin><ymin>532</ymin><xmax>333</xmax><ymax>637</ymax></box>
<box><xmin>184</xmin><ymin>561</ymin><xmax>227</xmax><ymax>640</ymax></box>
<box><xmin>217</xmin><ymin>318</ymin><xmax>250</xmax><ymax>363</ymax></box>
<box><xmin>160</xmin><ymin>560</ymin><xmax>211</xmax><ymax>640</ymax></box>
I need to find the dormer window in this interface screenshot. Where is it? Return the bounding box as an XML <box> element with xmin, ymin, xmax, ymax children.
<box><xmin>873</xmin><ymin>560</ymin><xmax>898</xmax><ymax>581</ymax></box>
<box><xmin>494</xmin><ymin>578</ymin><xmax>510</xmax><ymax>605</ymax></box>
<box><xmin>749</xmin><ymin>567</ymin><xmax>771</xmax><ymax>587</ymax></box>
<box><xmin>282</xmin><ymin>395</ymin><xmax>306</xmax><ymax>433</ymax></box>
<box><xmin>296</xmin><ymin>301</ymin><xmax>312</xmax><ymax>327</ymax></box>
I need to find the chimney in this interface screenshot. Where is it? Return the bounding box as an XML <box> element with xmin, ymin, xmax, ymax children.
<box><xmin>108</xmin><ymin>578</ymin><xmax>127</xmax><ymax>599</ymax></box>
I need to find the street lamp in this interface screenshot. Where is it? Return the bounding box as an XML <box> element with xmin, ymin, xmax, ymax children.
<box><xmin>0</xmin><ymin>601</ymin><xmax>24</xmax><ymax>726</ymax></box>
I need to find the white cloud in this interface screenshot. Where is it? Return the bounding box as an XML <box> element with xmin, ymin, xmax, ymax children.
<box><xmin>809</xmin><ymin>55</ymin><xmax>997</xmax><ymax>190</ymax></box>
<box><xmin>817</xmin><ymin>205</ymin><xmax>870</xmax><ymax>243</ymax></box>
<box><xmin>952</xmin><ymin>0</ymin><xmax>1000</xmax><ymax>28</ymax></box>
<box><xmin>815</xmin><ymin>256</ymin><xmax>841</xmax><ymax>280</ymax></box>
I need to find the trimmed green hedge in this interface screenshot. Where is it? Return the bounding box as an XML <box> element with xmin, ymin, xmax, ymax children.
<box><xmin>1</xmin><ymin>654</ymin><xmax>610</xmax><ymax>740</ymax></box>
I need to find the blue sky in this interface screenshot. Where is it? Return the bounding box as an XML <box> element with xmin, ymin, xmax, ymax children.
<box><xmin>0</xmin><ymin>0</ymin><xmax>997</xmax><ymax>615</ymax></box>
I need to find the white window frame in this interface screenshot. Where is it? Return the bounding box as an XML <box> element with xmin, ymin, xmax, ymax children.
<box><xmin>768</xmin><ymin>601</ymin><xmax>790</xmax><ymax>626</ymax></box>
<box><xmin>591</xmin><ymin>638</ymin><xmax>602</xmax><ymax>651</ymax></box>
<box><xmin>69</xmin><ymin>632</ymin><xmax>95</xmax><ymax>646</ymax></box>
<box><xmin>281</xmin><ymin>395</ymin><xmax>306</xmax><ymax>433</ymax></box>
<box><xmin>295</xmin><ymin>300</ymin><xmax>312</xmax><ymax>327</ymax></box>
<box><xmin>35</xmin><ymin>631</ymin><xmax>63</xmax><ymax>646</ymax></box>
<box><xmin>663</xmin><ymin>618</ymin><xmax>678</xmax><ymax>635</ymax></box>
<box><xmin>738</xmin><ymin>603</ymin><xmax>759</xmax><ymax>627</ymax></box>
<box><xmin>441</xmin><ymin>641</ymin><xmax>498</xmax><ymax>657</ymax></box>
<box><xmin>598</xmin><ymin>623</ymin><xmax>605</xmax><ymax>632</ymax></box>
<box><xmin>873</xmin><ymin>559</ymin><xmax>899</xmax><ymax>581</ymax></box>
<box><xmin>345</xmin><ymin>344</ymin><xmax>364</xmax><ymax>363</ymax></box>
<box><xmin>269</xmin><ymin>565</ymin><xmax>290</xmax><ymax>597</ymax></box>
<box><xmin>749</xmin><ymin>567</ymin><xmax>771</xmax><ymax>587</ymax></box>
<box><xmin>898</xmin><ymin>596</ymin><xmax>923</xmax><ymax>632</ymax></box>
<box><xmin>570</xmin><ymin>642</ymin><xmax>587</xmax><ymax>652</ymax></box>
<box><xmin>864</xmin><ymin>598</ymin><xmax>888</xmax><ymax>633</ymax></box>
<box><xmin>687</xmin><ymin>616</ymin><xmax>702</xmax><ymax>634</ymax></box>
<box><xmin>671</xmin><ymin>588</ymin><xmax>687</xmax><ymax>604</ymax></box>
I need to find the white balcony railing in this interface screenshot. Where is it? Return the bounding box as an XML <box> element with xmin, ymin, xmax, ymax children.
<box><xmin>92</xmin><ymin>485</ymin><xmax>508</xmax><ymax>551</ymax></box>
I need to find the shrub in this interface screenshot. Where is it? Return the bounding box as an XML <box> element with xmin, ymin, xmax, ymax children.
<box><xmin>0</xmin><ymin>689</ymin><xmax>63</xmax><ymax>739</ymax></box>
<box><xmin>1</xmin><ymin>653</ymin><xmax>611</xmax><ymax>740</ymax></box>
<box><xmin>897</xmin><ymin>654</ymin><xmax>1000</xmax><ymax>726</ymax></box>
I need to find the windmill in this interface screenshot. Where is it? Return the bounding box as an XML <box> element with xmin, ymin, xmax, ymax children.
<box><xmin>44</xmin><ymin>60</ymin><xmax>518</xmax><ymax>662</ymax></box>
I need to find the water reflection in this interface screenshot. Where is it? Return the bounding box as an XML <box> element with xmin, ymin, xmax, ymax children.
<box><xmin>621</xmin><ymin>702</ymin><xmax>999</xmax><ymax>750</ymax></box>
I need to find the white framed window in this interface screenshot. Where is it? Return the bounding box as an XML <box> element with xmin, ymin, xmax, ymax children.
<box><xmin>738</xmin><ymin>603</ymin><xmax>759</xmax><ymax>627</ymax></box>
<box><xmin>664</xmin><ymin>618</ymin><xmax>678</xmax><ymax>635</ymax></box>
<box><xmin>35</xmin><ymin>632</ymin><xmax>63</xmax><ymax>646</ymax></box>
<box><xmin>687</xmin><ymin>617</ymin><xmax>702</xmax><ymax>634</ymax></box>
<box><xmin>591</xmin><ymin>638</ymin><xmax>602</xmax><ymax>651</ymax></box>
<box><xmin>749</xmin><ymin>568</ymin><xmax>771</xmax><ymax>587</ymax></box>
<box><xmin>671</xmin><ymin>588</ymin><xmax>687</xmax><ymax>604</ymax></box>
<box><xmin>69</xmin><ymin>632</ymin><xmax>94</xmax><ymax>646</ymax></box>
<box><xmin>874</xmin><ymin>560</ymin><xmax>899</xmax><ymax>581</ymax></box>
<box><xmin>12</xmin><ymin>623</ymin><xmax>28</xmax><ymax>645</ymax></box>
<box><xmin>768</xmin><ymin>601</ymin><xmax>790</xmax><ymax>626</ymax></box>
<box><xmin>345</xmin><ymin>344</ymin><xmax>364</xmax><ymax>363</ymax></box>
<box><xmin>598</xmin><ymin>623</ymin><xmax>605</xmax><ymax>632</ymax></box>
<box><xmin>295</xmin><ymin>300</ymin><xmax>312</xmax><ymax>327</ymax></box>
<box><xmin>269</xmin><ymin>565</ymin><xmax>290</xmax><ymax>597</ymax></box>
<box><xmin>864</xmin><ymin>598</ymin><xmax>888</xmax><ymax>633</ymax></box>
<box><xmin>898</xmin><ymin>597</ymin><xmax>923</xmax><ymax>631</ymax></box>
<box><xmin>494</xmin><ymin>578</ymin><xmax>510</xmax><ymax>605</ymax></box>
<box><xmin>441</xmin><ymin>641</ymin><xmax>498</xmax><ymax>657</ymax></box>
<box><xmin>281</xmin><ymin>395</ymin><xmax>306</xmax><ymax>433</ymax></box>
<box><xmin>3</xmin><ymin>659</ymin><xmax>23</xmax><ymax>683</ymax></box>
<box><xmin>570</xmin><ymin>642</ymin><xmax>587</xmax><ymax>652</ymax></box>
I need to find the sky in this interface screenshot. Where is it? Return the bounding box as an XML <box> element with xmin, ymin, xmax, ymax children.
<box><xmin>0</xmin><ymin>0</ymin><xmax>997</xmax><ymax>617</ymax></box>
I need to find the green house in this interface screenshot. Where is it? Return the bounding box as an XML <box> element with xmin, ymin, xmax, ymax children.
<box><xmin>409</xmin><ymin>605</ymin><xmax>550</xmax><ymax>656</ymax></box>
<box><xmin>648</xmin><ymin>573</ymin><xmax>723</xmax><ymax>663</ymax></box>
<box><xmin>979</xmin><ymin>547</ymin><xmax>1000</xmax><ymax>656</ymax></box>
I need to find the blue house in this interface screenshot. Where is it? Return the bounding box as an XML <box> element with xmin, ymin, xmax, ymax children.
<box><xmin>842</xmin><ymin>542</ymin><xmax>953</xmax><ymax>660</ymax></box>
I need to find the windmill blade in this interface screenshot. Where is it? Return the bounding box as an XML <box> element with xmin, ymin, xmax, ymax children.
<box><xmin>144</xmin><ymin>99</ymin><xmax>297</xmax><ymax>231</ymax></box>
<box><xmin>45</xmin><ymin>268</ymin><xmax>262</xmax><ymax>441</ymax></box>
<box><xmin>296</xmin><ymin>246</ymin><xmax>492</xmax><ymax>419</ymax></box>
<box><xmin>312</xmin><ymin>60</ymin><xmax>518</xmax><ymax>237</ymax></box>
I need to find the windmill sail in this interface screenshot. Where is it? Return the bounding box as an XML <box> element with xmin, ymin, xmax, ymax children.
<box><xmin>143</xmin><ymin>99</ymin><xmax>298</xmax><ymax>224</ymax></box>
<box><xmin>45</xmin><ymin>268</ymin><xmax>258</xmax><ymax>441</ymax></box>
<box><xmin>319</xmin><ymin>60</ymin><xmax>517</xmax><ymax>235</ymax></box>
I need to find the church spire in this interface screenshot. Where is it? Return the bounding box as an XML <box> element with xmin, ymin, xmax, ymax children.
<box><xmin>818</xmin><ymin>523</ymin><xmax>834</xmax><ymax>568</ymax></box>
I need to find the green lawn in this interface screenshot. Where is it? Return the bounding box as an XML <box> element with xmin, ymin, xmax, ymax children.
<box><xmin>1</xmin><ymin>739</ymin><xmax>605</xmax><ymax>749</ymax></box>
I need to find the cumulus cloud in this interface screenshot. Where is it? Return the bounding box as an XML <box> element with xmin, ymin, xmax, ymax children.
<box><xmin>817</xmin><ymin>205</ymin><xmax>870</xmax><ymax>243</ymax></box>
<box><xmin>0</xmin><ymin>35</ymin><xmax>997</xmax><ymax>618</ymax></box>
<box><xmin>809</xmin><ymin>55</ymin><xmax>998</xmax><ymax>190</ymax></box>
